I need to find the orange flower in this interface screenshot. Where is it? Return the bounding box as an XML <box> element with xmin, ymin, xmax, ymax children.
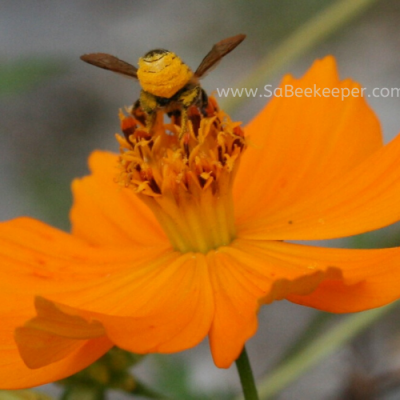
<box><xmin>1</xmin><ymin>56</ymin><xmax>400</xmax><ymax>389</ymax></box>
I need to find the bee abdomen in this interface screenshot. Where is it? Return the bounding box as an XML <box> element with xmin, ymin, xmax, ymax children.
<box><xmin>137</xmin><ymin>50</ymin><xmax>193</xmax><ymax>98</ymax></box>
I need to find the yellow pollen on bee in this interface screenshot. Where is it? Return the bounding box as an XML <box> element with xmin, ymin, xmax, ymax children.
<box><xmin>137</xmin><ymin>51</ymin><xmax>193</xmax><ymax>98</ymax></box>
<box><xmin>116</xmin><ymin>97</ymin><xmax>246</xmax><ymax>254</ymax></box>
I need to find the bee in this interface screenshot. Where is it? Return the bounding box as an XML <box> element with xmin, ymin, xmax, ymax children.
<box><xmin>80</xmin><ymin>34</ymin><xmax>246</xmax><ymax>138</ymax></box>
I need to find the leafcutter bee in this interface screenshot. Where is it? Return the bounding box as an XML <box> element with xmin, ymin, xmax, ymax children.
<box><xmin>80</xmin><ymin>34</ymin><xmax>246</xmax><ymax>138</ymax></box>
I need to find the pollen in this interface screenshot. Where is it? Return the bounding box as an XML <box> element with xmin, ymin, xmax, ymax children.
<box><xmin>116</xmin><ymin>97</ymin><xmax>246</xmax><ymax>253</ymax></box>
<box><xmin>137</xmin><ymin>51</ymin><xmax>193</xmax><ymax>98</ymax></box>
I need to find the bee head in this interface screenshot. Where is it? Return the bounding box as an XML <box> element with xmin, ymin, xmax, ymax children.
<box><xmin>137</xmin><ymin>49</ymin><xmax>193</xmax><ymax>98</ymax></box>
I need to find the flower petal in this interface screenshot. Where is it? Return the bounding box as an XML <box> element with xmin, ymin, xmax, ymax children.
<box><xmin>1</xmin><ymin>217</ymin><xmax>214</xmax><ymax>363</ymax></box>
<box><xmin>16</xmin><ymin>253</ymin><xmax>214</xmax><ymax>367</ymax></box>
<box><xmin>15</xmin><ymin>297</ymin><xmax>105</xmax><ymax>369</ymax></box>
<box><xmin>47</xmin><ymin>252</ymin><xmax>215</xmax><ymax>356</ymax></box>
<box><xmin>0</xmin><ymin>325</ymin><xmax>111</xmax><ymax>389</ymax></box>
<box><xmin>234</xmin><ymin>56</ymin><xmax>383</xmax><ymax>227</ymax></box>
<box><xmin>261</xmin><ymin>241</ymin><xmax>400</xmax><ymax>312</ymax></box>
<box><xmin>70</xmin><ymin>151</ymin><xmax>167</xmax><ymax>247</ymax></box>
<box><xmin>0</xmin><ymin>217</ymin><xmax>114</xmax><ymax>387</ymax></box>
<box><xmin>0</xmin><ymin>217</ymin><xmax>166</xmax><ymax>387</ymax></box>
<box><xmin>238</xmin><ymin>132</ymin><xmax>400</xmax><ymax>240</ymax></box>
<box><xmin>207</xmin><ymin>239</ymin><xmax>341</xmax><ymax>368</ymax></box>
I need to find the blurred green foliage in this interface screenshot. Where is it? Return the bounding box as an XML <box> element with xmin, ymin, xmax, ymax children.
<box><xmin>58</xmin><ymin>348</ymin><xmax>143</xmax><ymax>399</ymax></box>
<box><xmin>155</xmin><ymin>355</ymin><xmax>232</xmax><ymax>400</ymax></box>
<box><xmin>0</xmin><ymin>58</ymin><xmax>67</xmax><ymax>96</ymax></box>
<box><xmin>0</xmin><ymin>390</ymin><xmax>53</xmax><ymax>400</ymax></box>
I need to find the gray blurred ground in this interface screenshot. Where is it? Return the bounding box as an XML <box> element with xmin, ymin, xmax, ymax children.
<box><xmin>1</xmin><ymin>1</ymin><xmax>400</xmax><ymax>399</ymax></box>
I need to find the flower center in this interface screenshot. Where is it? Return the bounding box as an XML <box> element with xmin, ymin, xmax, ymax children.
<box><xmin>115</xmin><ymin>97</ymin><xmax>246</xmax><ymax>254</ymax></box>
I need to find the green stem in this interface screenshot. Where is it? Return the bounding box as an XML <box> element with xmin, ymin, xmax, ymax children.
<box><xmin>257</xmin><ymin>303</ymin><xmax>398</xmax><ymax>400</ymax></box>
<box><xmin>222</xmin><ymin>0</ymin><xmax>380</xmax><ymax>114</ymax></box>
<box><xmin>235</xmin><ymin>346</ymin><xmax>259</xmax><ymax>400</ymax></box>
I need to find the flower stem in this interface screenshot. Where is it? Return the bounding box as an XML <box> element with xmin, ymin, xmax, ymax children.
<box><xmin>257</xmin><ymin>303</ymin><xmax>398</xmax><ymax>399</ymax></box>
<box><xmin>235</xmin><ymin>346</ymin><xmax>259</xmax><ymax>400</ymax></box>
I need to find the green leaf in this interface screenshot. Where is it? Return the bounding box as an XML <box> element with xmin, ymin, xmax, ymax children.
<box><xmin>155</xmin><ymin>355</ymin><xmax>232</xmax><ymax>400</ymax></box>
<box><xmin>60</xmin><ymin>385</ymin><xmax>104</xmax><ymax>400</ymax></box>
<box><xmin>0</xmin><ymin>390</ymin><xmax>53</xmax><ymax>400</ymax></box>
<box><xmin>0</xmin><ymin>57</ymin><xmax>67</xmax><ymax>96</ymax></box>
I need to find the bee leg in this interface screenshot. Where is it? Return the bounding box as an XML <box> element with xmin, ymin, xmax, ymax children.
<box><xmin>145</xmin><ymin>111</ymin><xmax>157</xmax><ymax>133</ymax></box>
<box><xmin>178</xmin><ymin>107</ymin><xmax>189</xmax><ymax>140</ymax></box>
<box><xmin>131</xmin><ymin>99</ymin><xmax>147</xmax><ymax>126</ymax></box>
<box><xmin>177</xmin><ymin>86</ymin><xmax>201</xmax><ymax>139</ymax></box>
<box><xmin>167</xmin><ymin>110</ymin><xmax>181</xmax><ymax>118</ymax></box>
<box><xmin>132</xmin><ymin>99</ymin><xmax>141</xmax><ymax>111</ymax></box>
<box><xmin>139</xmin><ymin>90</ymin><xmax>158</xmax><ymax>134</ymax></box>
<box><xmin>167</xmin><ymin>109</ymin><xmax>181</xmax><ymax>128</ymax></box>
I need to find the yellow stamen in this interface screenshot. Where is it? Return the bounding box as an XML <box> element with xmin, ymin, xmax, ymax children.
<box><xmin>116</xmin><ymin>97</ymin><xmax>246</xmax><ymax>253</ymax></box>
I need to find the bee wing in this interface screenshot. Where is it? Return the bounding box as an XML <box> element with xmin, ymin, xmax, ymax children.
<box><xmin>80</xmin><ymin>53</ymin><xmax>138</xmax><ymax>79</ymax></box>
<box><xmin>194</xmin><ymin>34</ymin><xmax>246</xmax><ymax>79</ymax></box>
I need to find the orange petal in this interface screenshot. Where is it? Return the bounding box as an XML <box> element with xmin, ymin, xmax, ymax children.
<box><xmin>0</xmin><ymin>217</ymin><xmax>167</xmax><ymax>387</ymax></box>
<box><xmin>0</xmin><ymin>299</ymin><xmax>110</xmax><ymax>388</ymax></box>
<box><xmin>15</xmin><ymin>253</ymin><xmax>214</xmax><ymax>363</ymax></box>
<box><xmin>207</xmin><ymin>239</ymin><xmax>341</xmax><ymax>368</ymax></box>
<box><xmin>0</xmin><ymin>329</ymin><xmax>111</xmax><ymax>389</ymax></box>
<box><xmin>1</xmin><ymin>217</ymin><xmax>214</xmax><ymax>360</ymax></box>
<box><xmin>238</xmin><ymin>131</ymin><xmax>400</xmax><ymax>240</ymax></box>
<box><xmin>0</xmin><ymin>217</ymin><xmax>167</xmax><ymax>300</ymax></box>
<box><xmin>49</xmin><ymin>252</ymin><xmax>214</xmax><ymax>355</ymax></box>
<box><xmin>70</xmin><ymin>151</ymin><xmax>168</xmax><ymax>247</ymax></box>
<box><xmin>234</xmin><ymin>56</ymin><xmax>383</xmax><ymax>226</ymax></box>
<box><xmin>15</xmin><ymin>297</ymin><xmax>105</xmax><ymax>369</ymax></box>
<box><xmin>260</xmin><ymin>241</ymin><xmax>400</xmax><ymax>312</ymax></box>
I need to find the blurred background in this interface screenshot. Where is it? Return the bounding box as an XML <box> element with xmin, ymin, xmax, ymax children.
<box><xmin>2</xmin><ymin>0</ymin><xmax>400</xmax><ymax>399</ymax></box>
